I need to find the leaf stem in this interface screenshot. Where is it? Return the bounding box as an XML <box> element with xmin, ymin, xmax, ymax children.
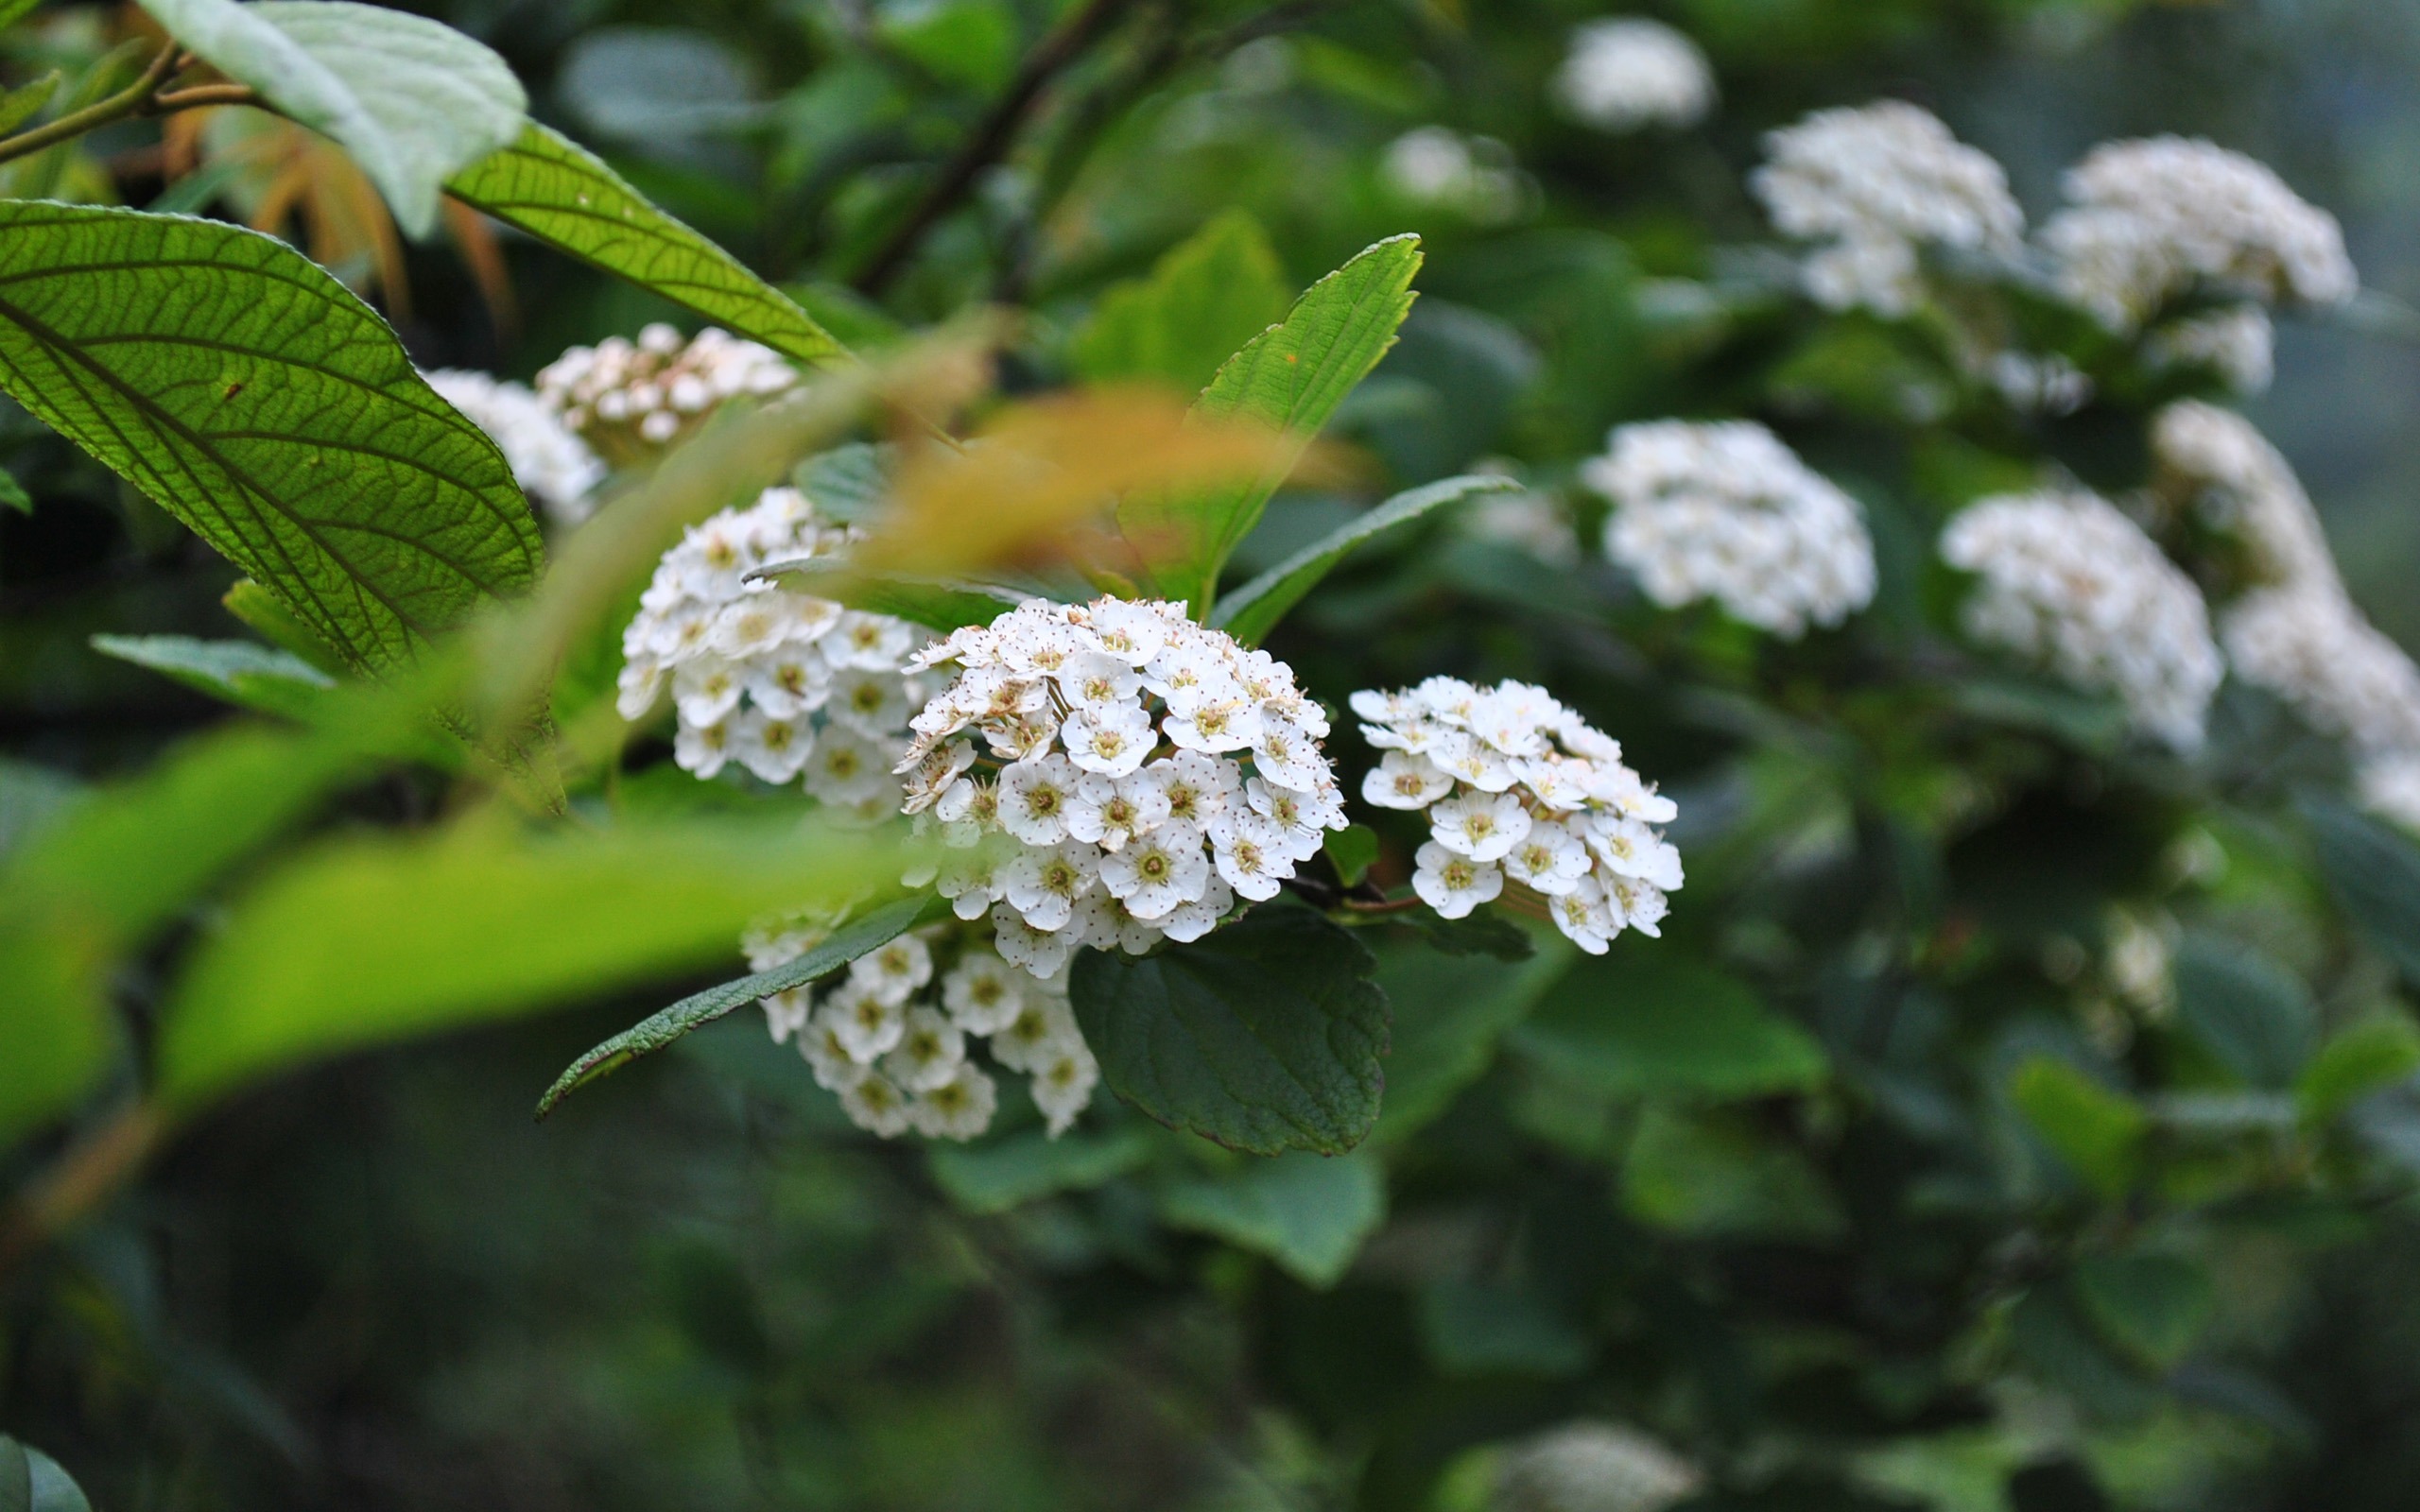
<box><xmin>0</xmin><ymin>1100</ymin><xmax>163</xmax><ymax>1280</ymax></box>
<box><xmin>0</xmin><ymin>45</ymin><xmax>255</xmax><ymax>170</ymax></box>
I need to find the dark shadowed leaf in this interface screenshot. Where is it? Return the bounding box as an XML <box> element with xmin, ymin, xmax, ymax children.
<box><xmin>2011</xmin><ymin>1057</ymin><xmax>2145</xmax><ymax>1197</ymax></box>
<box><xmin>2075</xmin><ymin>1252</ymin><xmax>2213</xmax><ymax>1371</ymax></box>
<box><xmin>2173</xmin><ymin>932</ymin><xmax>2316</xmax><ymax>1088</ymax></box>
<box><xmin>1212</xmin><ymin>472</ymin><xmax>1519</xmax><ymax>644</ymax></box>
<box><xmin>2296</xmin><ymin>1016</ymin><xmax>2420</xmax><ymax>1124</ymax></box>
<box><xmin>1071</xmin><ymin>905</ymin><xmax>1391</xmax><ymax>1155</ymax></box>
<box><xmin>927</xmin><ymin>1125</ymin><xmax>1159</xmax><ymax>1214</ymax></box>
<box><xmin>1512</xmin><ymin>949</ymin><xmax>1826</xmax><ymax>1099</ymax></box>
<box><xmin>1373</xmin><ymin>931</ymin><xmax>1572</xmax><ymax>1143</ymax></box>
<box><xmin>2303</xmin><ymin>796</ymin><xmax>2420</xmax><ymax>988</ymax></box>
<box><xmin>92</xmin><ymin>634</ymin><xmax>332</xmax><ymax>720</ymax></box>
<box><xmin>0</xmin><ymin>203</ymin><xmax>542</xmax><ymax>670</ymax></box>
<box><xmin>1158</xmin><ymin>1149</ymin><xmax>1385</xmax><ymax>1287</ymax></box>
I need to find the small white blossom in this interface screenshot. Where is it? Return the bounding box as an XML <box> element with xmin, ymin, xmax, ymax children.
<box><xmin>849</xmin><ymin>932</ymin><xmax>934</xmax><ymax>1006</ymax></box>
<box><xmin>2359</xmin><ymin>754</ymin><xmax>2420</xmax><ymax>835</ymax></box>
<box><xmin>424</xmin><ymin>369</ymin><xmax>605</xmax><ymax>526</ymax></box>
<box><xmin>1751</xmin><ymin>101</ymin><xmax>2023</xmax><ymax>316</ymax></box>
<box><xmin>909</xmin><ymin>1062</ymin><xmax>998</xmax><ymax>1141</ymax></box>
<box><xmin>884</xmin><ymin>1005</ymin><xmax>966</xmax><ymax>1092</ymax></box>
<box><xmin>2221</xmin><ymin>588</ymin><xmax>2420</xmax><ymax>758</ymax></box>
<box><xmin>1028</xmin><ymin>1036</ymin><xmax>1101</xmax><ymax>1138</ymax></box>
<box><xmin>1357</xmin><ymin>679</ymin><xmax>1684</xmax><ymax>954</ymax></box>
<box><xmin>2151</xmin><ymin>402</ymin><xmax>2339</xmax><ymax>593</ymax></box>
<box><xmin>826</xmin><ymin>977</ymin><xmax>908</xmax><ymax>1063</ymax></box>
<box><xmin>1582</xmin><ymin>421</ymin><xmax>1876</xmax><ymax>636</ymax></box>
<box><xmin>840</xmin><ymin>1072</ymin><xmax>915</xmax><ymax>1137</ymax></box>
<box><xmin>1940</xmin><ymin>489</ymin><xmax>2222</xmax><ymax>751</ymax></box>
<box><xmin>1381</xmin><ymin>127</ymin><xmax>1527</xmax><ymax>223</ymax></box>
<box><xmin>1554</xmin><ymin>18</ymin><xmax>1715</xmax><ymax>133</ymax></box>
<box><xmin>537</xmin><ymin>323</ymin><xmax>796</xmax><ymax>467</ymax></box>
<box><xmin>941</xmin><ymin>949</ymin><xmax>1026</xmax><ymax>1034</ymax></box>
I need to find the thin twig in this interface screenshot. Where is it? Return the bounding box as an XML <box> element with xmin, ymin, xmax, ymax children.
<box><xmin>146</xmin><ymin>83</ymin><xmax>259</xmax><ymax>112</ymax></box>
<box><xmin>0</xmin><ymin>1100</ymin><xmax>163</xmax><ymax>1280</ymax></box>
<box><xmin>851</xmin><ymin>0</ymin><xmax>1134</xmax><ymax>297</ymax></box>
<box><xmin>0</xmin><ymin>41</ymin><xmax>182</xmax><ymax>168</ymax></box>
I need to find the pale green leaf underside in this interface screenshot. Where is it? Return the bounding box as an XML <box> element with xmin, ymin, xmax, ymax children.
<box><xmin>92</xmin><ymin>633</ymin><xmax>333</xmax><ymax>721</ymax></box>
<box><xmin>1119</xmin><ymin>233</ymin><xmax>1422</xmax><ymax>610</ymax></box>
<box><xmin>1213</xmin><ymin>472</ymin><xmax>1519</xmax><ymax>644</ymax></box>
<box><xmin>0</xmin><ymin>202</ymin><xmax>542</xmax><ymax>670</ymax></box>
<box><xmin>137</xmin><ymin>0</ymin><xmax>527</xmax><ymax>237</ymax></box>
<box><xmin>535</xmin><ymin>891</ymin><xmax>939</xmax><ymax>1117</ymax></box>
<box><xmin>1158</xmin><ymin>1149</ymin><xmax>1385</xmax><ymax>1288</ymax></box>
<box><xmin>1070</xmin><ymin>906</ymin><xmax>1392</xmax><ymax>1156</ymax></box>
<box><xmin>448</xmin><ymin>123</ymin><xmax>848</xmax><ymax>372</ymax></box>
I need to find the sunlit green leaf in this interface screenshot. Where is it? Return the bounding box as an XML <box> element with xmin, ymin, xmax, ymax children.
<box><xmin>2295</xmin><ymin>1016</ymin><xmax>2420</xmax><ymax>1124</ymax></box>
<box><xmin>1511</xmin><ymin>950</ymin><xmax>1826</xmax><ymax>1100</ymax></box>
<box><xmin>448</xmin><ymin>123</ymin><xmax>848</xmax><ymax>371</ymax></box>
<box><xmin>0</xmin><ymin>759</ymin><xmax>79</xmax><ymax>861</ymax></box>
<box><xmin>1212</xmin><ymin>472</ymin><xmax>1519</xmax><ymax>644</ymax></box>
<box><xmin>0</xmin><ymin>466</ymin><xmax>27</xmax><ymax>515</ymax></box>
<box><xmin>136</xmin><ymin>0</ymin><xmax>527</xmax><ymax>236</ymax></box>
<box><xmin>1323</xmin><ymin>824</ymin><xmax>1379</xmax><ymax>888</ymax></box>
<box><xmin>535</xmin><ymin>891</ymin><xmax>937</xmax><ymax>1117</ymax></box>
<box><xmin>0</xmin><ymin>203</ymin><xmax>542</xmax><ymax>670</ymax></box>
<box><xmin>1</xmin><ymin>1435</ymin><xmax>95</xmax><ymax>1512</ymax></box>
<box><xmin>0</xmin><ymin>911</ymin><xmax>112</xmax><ymax>1151</ymax></box>
<box><xmin>1071</xmin><ymin>209</ymin><xmax>1290</xmax><ymax>398</ymax></box>
<box><xmin>1119</xmin><ymin>234</ymin><xmax>1423</xmax><ymax>610</ymax></box>
<box><xmin>1071</xmin><ymin>906</ymin><xmax>1391</xmax><ymax>1156</ymax></box>
<box><xmin>92</xmin><ymin>633</ymin><xmax>332</xmax><ymax>720</ymax></box>
<box><xmin>220</xmin><ymin>579</ymin><xmax>348</xmax><ymax>676</ymax></box>
<box><xmin>1158</xmin><ymin>1149</ymin><xmax>1385</xmax><ymax>1288</ymax></box>
<box><xmin>0</xmin><ymin>69</ymin><xmax>58</xmax><ymax>138</ymax></box>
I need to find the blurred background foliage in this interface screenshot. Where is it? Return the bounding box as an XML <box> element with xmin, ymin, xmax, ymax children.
<box><xmin>8</xmin><ymin>0</ymin><xmax>2420</xmax><ymax>1509</ymax></box>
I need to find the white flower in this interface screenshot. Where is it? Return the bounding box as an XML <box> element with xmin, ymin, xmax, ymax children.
<box><xmin>2146</xmin><ymin>306</ymin><xmax>2275</xmax><ymax>395</ymax></box>
<box><xmin>804</xmin><ymin>726</ymin><xmax>901</xmax><ymax>810</ymax></box>
<box><xmin>1354</xmin><ymin>678</ymin><xmax>1683</xmax><ymax>954</ymax></box>
<box><xmin>2040</xmin><ymin>136</ymin><xmax>2355</xmax><ymax>335</ymax></box>
<box><xmin>673</xmin><ymin>717</ymin><xmax>732</xmax><ymax>778</ymax></box>
<box><xmin>799</xmin><ymin>1013</ymin><xmax>869</xmax><ymax>1091</ymax></box>
<box><xmin>2221</xmin><ymin>588</ymin><xmax>2420</xmax><ymax>758</ymax></box>
<box><xmin>1751</xmin><ymin>101</ymin><xmax>2023</xmax><ymax>316</ymax></box>
<box><xmin>760</xmin><ymin>986</ymin><xmax>811</xmax><ymax>1044</ymax></box>
<box><xmin>883</xmin><ymin>1005</ymin><xmax>966</xmax><ymax>1091</ymax></box>
<box><xmin>1940</xmin><ymin>489</ymin><xmax>2222</xmax><ymax>751</ymax></box>
<box><xmin>729</xmin><ymin>709</ymin><xmax>812</xmax><ymax>783</ymax></box>
<box><xmin>909</xmin><ymin>1063</ymin><xmax>997</xmax><ymax>1141</ymax></box>
<box><xmin>839</xmin><ymin>1072</ymin><xmax>914</xmax><ymax>1137</ymax></box>
<box><xmin>1413</xmin><ymin>840</ymin><xmax>1503</xmax><ymax>919</ymax></box>
<box><xmin>424</xmin><ymin>369</ymin><xmax>604</xmax><ymax>525</ymax></box>
<box><xmin>2151</xmin><ymin>402</ymin><xmax>2338</xmax><ymax>594</ymax></box>
<box><xmin>942</xmin><ymin>949</ymin><xmax>1026</xmax><ymax>1034</ymax></box>
<box><xmin>1029</xmin><ymin>1036</ymin><xmax>1101</xmax><ymax>1138</ymax></box>
<box><xmin>2359</xmin><ymin>755</ymin><xmax>2420</xmax><ymax>835</ymax></box>
<box><xmin>991</xmin><ymin>994</ymin><xmax>1083</xmax><ymax>1074</ymax></box>
<box><xmin>1582</xmin><ymin>421</ymin><xmax>1876</xmax><ymax>637</ymax></box>
<box><xmin>849</xmin><ymin>932</ymin><xmax>934</xmax><ymax>1005</ymax></box>
<box><xmin>900</xmin><ymin>597</ymin><xmax>1340</xmax><ymax>954</ymax></box>
<box><xmin>827</xmin><ymin>978</ymin><xmax>908</xmax><ymax>1063</ymax></box>
<box><xmin>1364</xmin><ymin>750</ymin><xmax>1456</xmax><ymax>810</ymax></box>
<box><xmin>537</xmin><ymin>324</ymin><xmax>796</xmax><ymax>467</ymax></box>
<box><xmin>1554</xmin><ymin>18</ymin><xmax>1715</xmax><ymax>133</ymax></box>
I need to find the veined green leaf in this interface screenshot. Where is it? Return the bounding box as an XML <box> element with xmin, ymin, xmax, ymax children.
<box><xmin>92</xmin><ymin>633</ymin><xmax>333</xmax><ymax>721</ymax></box>
<box><xmin>749</xmin><ymin>555</ymin><xmax>1025</xmax><ymax>633</ymax></box>
<box><xmin>159</xmin><ymin>816</ymin><xmax>906</xmax><ymax>1113</ymax></box>
<box><xmin>1071</xmin><ymin>209</ymin><xmax>1290</xmax><ymax>398</ymax></box>
<box><xmin>794</xmin><ymin>441</ymin><xmax>894</xmax><ymax>524</ymax></box>
<box><xmin>220</xmin><ymin>579</ymin><xmax>348</xmax><ymax>677</ymax></box>
<box><xmin>0</xmin><ymin>70</ymin><xmax>59</xmax><ymax>140</ymax></box>
<box><xmin>448</xmin><ymin>123</ymin><xmax>848</xmax><ymax>372</ymax></box>
<box><xmin>1120</xmin><ymin>234</ymin><xmax>1423</xmax><ymax>611</ymax></box>
<box><xmin>535</xmin><ymin>891</ymin><xmax>938</xmax><ymax>1117</ymax></box>
<box><xmin>1158</xmin><ymin>1149</ymin><xmax>1385</xmax><ymax>1288</ymax></box>
<box><xmin>0</xmin><ymin>203</ymin><xmax>542</xmax><ymax>670</ymax></box>
<box><xmin>1070</xmin><ymin>906</ymin><xmax>1392</xmax><ymax>1156</ymax></box>
<box><xmin>136</xmin><ymin>0</ymin><xmax>527</xmax><ymax>237</ymax></box>
<box><xmin>1212</xmin><ymin>472</ymin><xmax>1518</xmax><ymax>644</ymax></box>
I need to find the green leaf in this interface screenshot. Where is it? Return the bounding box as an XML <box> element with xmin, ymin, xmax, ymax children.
<box><xmin>2010</xmin><ymin>1286</ymin><xmax>2164</xmax><ymax>1420</ymax></box>
<box><xmin>1323</xmin><ymin>824</ymin><xmax>1379</xmax><ymax>888</ymax></box>
<box><xmin>0</xmin><ymin>759</ymin><xmax>79</xmax><ymax>860</ymax></box>
<box><xmin>221</xmin><ymin>579</ymin><xmax>347</xmax><ymax>677</ymax></box>
<box><xmin>2172</xmin><ymin>932</ymin><xmax>2317</xmax><ymax>1088</ymax></box>
<box><xmin>0</xmin><ymin>912</ymin><xmax>112</xmax><ymax>1151</ymax></box>
<box><xmin>1070</xmin><ymin>905</ymin><xmax>1392</xmax><ymax>1156</ymax></box>
<box><xmin>535</xmin><ymin>891</ymin><xmax>937</xmax><ymax>1117</ymax></box>
<box><xmin>447</xmin><ymin>122</ymin><xmax>847</xmax><ymax>372</ymax></box>
<box><xmin>1119</xmin><ymin>234</ymin><xmax>1423</xmax><ymax>611</ymax></box>
<box><xmin>1622</xmin><ymin>1104</ymin><xmax>1844</xmax><ymax>1240</ymax></box>
<box><xmin>1511</xmin><ymin>950</ymin><xmax>1826</xmax><ymax>1100</ymax></box>
<box><xmin>0</xmin><ymin>70</ymin><xmax>60</xmax><ymax>139</ymax></box>
<box><xmin>2011</xmin><ymin>1056</ymin><xmax>2146</xmax><ymax>1197</ymax></box>
<box><xmin>0</xmin><ymin>203</ymin><xmax>542</xmax><ymax>671</ymax></box>
<box><xmin>1409</xmin><ymin>906</ymin><xmax>1537</xmax><ymax>961</ymax></box>
<box><xmin>135</xmin><ymin>0</ymin><xmax>527</xmax><ymax>238</ymax></box>
<box><xmin>2074</xmin><ymin>1253</ymin><xmax>2213</xmax><ymax>1372</ymax></box>
<box><xmin>0</xmin><ymin>467</ymin><xmax>27</xmax><ymax>515</ymax></box>
<box><xmin>927</xmin><ymin>1125</ymin><xmax>1158</xmax><ymax>1214</ymax></box>
<box><xmin>749</xmin><ymin>556</ymin><xmax>1025</xmax><ymax>634</ymax></box>
<box><xmin>156</xmin><ymin>816</ymin><xmax>902</xmax><ymax>1113</ymax></box>
<box><xmin>1212</xmin><ymin>472</ymin><xmax>1519</xmax><ymax>644</ymax></box>
<box><xmin>1158</xmin><ymin>1149</ymin><xmax>1386</xmax><ymax>1288</ymax></box>
<box><xmin>2295</xmin><ymin>1016</ymin><xmax>2420</xmax><ymax>1124</ymax></box>
<box><xmin>1416</xmin><ymin>1280</ymin><xmax>1590</xmax><ymax>1378</ymax></box>
<box><xmin>92</xmin><ymin>633</ymin><xmax>333</xmax><ymax>720</ymax></box>
<box><xmin>794</xmin><ymin>441</ymin><xmax>894</xmax><ymax>524</ymax></box>
<box><xmin>1</xmin><ymin>1437</ymin><xmax>94</xmax><ymax>1512</ymax></box>
<box><xmin>2303</xmin><ymin>796</ymin><xmax>2420</xmax><ymax>988</ymax></box>
<box><xmin>1070</xmin><ymin>209</ymin><xmax>1290</xmax><ymax>398</ymax></box>
<box><xmin>1373</xmin><ymin>930</ymin><xmax>1572</xmax><ymax>1143</ymax></box>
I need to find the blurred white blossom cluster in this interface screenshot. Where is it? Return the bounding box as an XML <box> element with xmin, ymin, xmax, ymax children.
<box><xmin>2042</xmin><ymin>137</ymin><xmax>2355</xmax><ymax>391</ymax></box>
<box><xmin>1940</xmin><ymin>489</ymin><xmax>2222</xmax><ymax>751</ymax></box>
<box><xmin>2152</xmin><ymin>404</ymin><xmax>2420</xmax><ymax>828</ymax></box>
<box><xmin>424</xmin><ymin>369</ymin><xmax>605</xmax><ymax>527</ymax></box>
<box><xmin>1582</xmin><ymin>420</ymin><xmax>1876</xmax><ymax>637</ymax></box>
<box><xmin>618</xmin><ymin>486</ymin><xmax>929</xmax><ymax>816</ymax></box>
<box><xmin>1492</xmin><ymin>1420</ymin><xmax>1703</xmax><ymax>1512</ymax></box>
<box><xmin>1750</xmin><ymin>101</ymin><xmax>2023</xmax><ymax>316</ymax></box>
<box><xmin>1354</xmin><ymin>678</ymin><xmax>1681</xmax><ymax>954</ymax></box>
<box><xmin>1380</xmin><ymin>127</ymin><xmax>1528</xmax><ymax>223</ymax></box>
<box><xmin>538</xmin><ymin>322</ymin><xmax>796</xmax><ymax>466</ymax></box>
<box><xmin>897</xmin><ymin>597</ymin><xmax>1346</xmax><ymax>976</ymax></box>
<box><xmin>1554</xmin><ymin>18</ymin><xmax>1715</xmax><ymax>133</ymax></box>
<box><xmin>743</xmin><ymin>916</ymin><xmax>1098</xmax><ymax>1141</ymax></box>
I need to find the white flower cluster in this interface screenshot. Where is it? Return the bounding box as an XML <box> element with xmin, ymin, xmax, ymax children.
<box><xmin>1380</xmin><ymin>128</ymin><xmax>1527</xmax><ymax>223</ymax></box>
<box><xmin>1553</xmin><ymin>18</ymin><xmax>1716</xmax><ymax>133</ymax></box>
<box><xmin>537</xmin><ymin>322</ymin><xmax>796</xmax><ymax>467</ymax></box>
<box><xmin>2041</xmin><ymin>137</ymin><xmax>2356</xmax><ymax>334</ymax></box>
<box><xmin>1939</xmin><ymin>490</ymin><xmax>2222</xmax><ymax>751</ymax></box>
<box><xmin>1353</xmin><ymin>678</ymin><xmax>1681</xmax><ymax>954</ymax></box>
<box><xmin>1582</xmin><ymin>420</ymin><xmax>1876</xmax><ymax>637</ymax></box>
<box><xmin>1750</xmin><ymin>101</ymin><xmax>2023</xmax><ymax>316</ymax></box>
<box><xmin>2359</xmin><ymin>755</ymin><xmax>2420</xmax><ymax>835</ymax></box>
<box><xmin>424</xmin><ymin>369</ymin><xmax>605</xmax><ymax>527</ymax></box>
<box><xmin>899</xmin><ymin>597</ymin><xmax>1347</xmax><ymax>975</ymax></box>
<box><xmin>1493</xmin><ymin>1421</ymin><xmax>1703</xmax><ymax>1512</ymax></box>
<box><xmin>2152</xmin><ymin>401</ymin><xmax>2337</xmax><ymax>591</ymax></box>
<box><xmin>2144</xmin><ymin>306</ymin><xmax>2275</xmax><ymax>394</ymax></box>
<box><xmin>618</xmin><ymin>486</ymin><xmax>929</xmax><ymax>816</ymax></box>
<box><xmin>2220</xmin><ymin>589</ymin><xmax>2420</xmax><ymax>759</ymax></box>
<box><xmin>742</xmin><ymin>918</ymin><xmax>1098</xmax><ymax>1140</ymax></box>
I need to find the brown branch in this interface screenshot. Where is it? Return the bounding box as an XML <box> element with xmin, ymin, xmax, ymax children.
<box><xmin>850</xmin><ymin>0</ymin><xmax>1134</xmax><ymax>297</ymax></box>
<box><xmin>146</xmin><ymin>83</ymin><xmax>259</xmax><ymax>112</ymax></box>
<box><xmin>0</xmin><ymin>42</ymin><xmax>182</xmax><ymax>168</ymax></box>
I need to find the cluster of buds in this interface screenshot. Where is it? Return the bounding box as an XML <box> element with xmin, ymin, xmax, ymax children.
<box><xmin>537</xmin><ymin>323</ymin><xmax>796</xmax><ymax>467</ymax></box>
<box><xmin>745</xmin><ymin>916</ymin><xmax>1098</xmax><ymax>1140</ymax></box>
<box><xmin>1354</xmin><ymin>678</ymin><xmax>1682</xmax><ymax>954</ymax></box>
<box><xmin>897</xmin><ymin>598</ymin><xmax>1348</xmax><ymax>978</ymax></box>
